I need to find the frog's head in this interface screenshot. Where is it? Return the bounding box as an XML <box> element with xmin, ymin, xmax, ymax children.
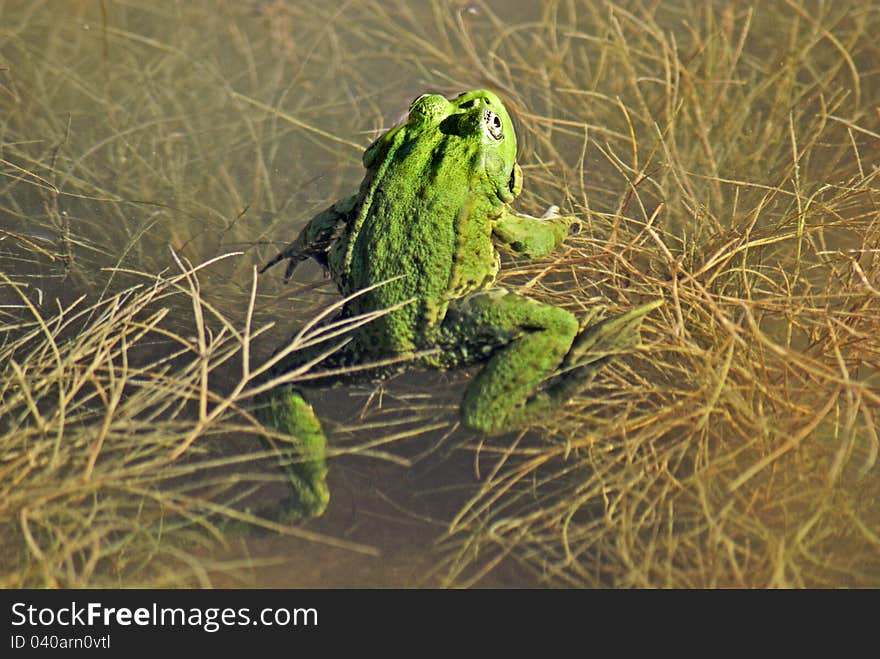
<box><xmin>447</xmin><ymin>90</ymin><xmax>521</xmax><ymax>204</ymax></box>
<box><xmin>363</xmin><ymin>90</ymin><xmax>522</xmax><ymax>203</ymax></box>
<box><xmin>403</xmin><ymin>90</ymin><xmax>522</xmax><ymax>204</ymax></box>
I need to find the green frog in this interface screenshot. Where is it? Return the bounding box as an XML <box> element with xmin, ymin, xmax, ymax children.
<box><xmin>259</xmin><ymin>89</ymin><xmax>661</xmax><ymax>519</ymax></box>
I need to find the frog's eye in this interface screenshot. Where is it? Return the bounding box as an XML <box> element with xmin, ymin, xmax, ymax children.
<box><xmin>484</xmin><ymin>109</ymin><xmax>504</xmax><ymax>141</ymax></box>
<box><xmin>410</xmin><ymin>93</ymin><xmax>430</xmax><ymax>109</ymax></box>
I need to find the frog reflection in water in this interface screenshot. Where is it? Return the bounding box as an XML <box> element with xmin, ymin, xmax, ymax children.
<box><xmin>259</xmin><ymin>90</ymin><xmax>661</xmax><ymax>519</ymax></box>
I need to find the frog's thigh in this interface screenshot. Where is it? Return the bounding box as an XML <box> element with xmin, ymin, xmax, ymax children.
<box><xmin>443</xmin><ymin>288</ymin><xmax>578</xmax><ymax>434</ymax></box>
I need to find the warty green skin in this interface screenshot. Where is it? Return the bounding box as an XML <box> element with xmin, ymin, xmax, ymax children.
<box><xmin>259</xmin><ymin>90</ymin><xmax>660</xmax><ymax>519</ymax></box>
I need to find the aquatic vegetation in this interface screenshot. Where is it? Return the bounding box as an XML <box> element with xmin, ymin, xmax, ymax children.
<box><xmin>423</xmin><ymin>1</ymin><xmax>880</xmax><ymax>587</ymax></box>
<box><xmin>1</xmin><ymin>0</ymin><xmax>878</xmax><ymax>587</ymax></box>
<box><xmin>0</xmin><ymin>252</ymin><xmax>384</xmax><ymax>586</ymax></box>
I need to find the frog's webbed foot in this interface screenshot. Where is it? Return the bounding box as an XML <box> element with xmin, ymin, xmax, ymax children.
<box><xmin>551</xmin><ymin>299</ymin><xmax>663</xmax><ymax>398</ymax></box>
<box><xmin>261</xmin><ymin>241</ymin><xmax>332</xmax><ymax>283</ymax></box>
<box><xmin>260</xmin><ymin>195</ymin><xmax>355</xmax><ymax>282</ymax></box>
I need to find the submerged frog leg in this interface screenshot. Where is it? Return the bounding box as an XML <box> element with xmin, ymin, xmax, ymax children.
<box><xmin>248</xmin><ymin>328</ymin><xmax>355</xmax><ymax>524</ymax></box>
<box><xmin>256</xmin><ymin>387</ymin><xmax>329</xmax><ymax>520</ymax></box>
<box><xmin>441</xmin><ymin>290</ymin><xmax>660</xmax><ymax>435</ymax></box>
<box><xmin>252</xmin><ymin>326</ymin><xmax>400</xmax><ymax>522</ymax></box>
<box><xmin>261</xmin><ymin>195</ymin><xmax>357</xmax><ymax>281</ymax></box>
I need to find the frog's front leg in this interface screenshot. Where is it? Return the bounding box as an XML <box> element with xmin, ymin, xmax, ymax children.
<box><xmin>442</xmin><ymin>289</ymin><xmax>659</xmax><ymax>435</ymax></box>
<box><xmin>492</xmin><ymin>205</ymin><xmax>579</xmax><ymax>258</ymax></box>
<box><xmin>261</xmin><ymin>195</ymin><xmax>357</xmax><ymax>281</ymax></box>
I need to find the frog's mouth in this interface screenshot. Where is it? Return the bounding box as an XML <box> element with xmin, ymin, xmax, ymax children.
<box><xmin>505</xmin><ymin>163</ymin><xmax>523</xmax><ymax>201</ymax></box>
<box><xmin>493</xmin><ymin>165</ymin><xmax>518</xmax><ymax>204</ymax></box>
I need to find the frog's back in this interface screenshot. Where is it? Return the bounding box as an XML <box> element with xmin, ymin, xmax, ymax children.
<box><xmin>338</xmin><ymin>133</ymin><xmax>497</xmax><ymax>351</ymax></box>
<box><xmin>324</xmin><ymin>90</ymin><xmax>518</xmax><ymax>354</ymax></box>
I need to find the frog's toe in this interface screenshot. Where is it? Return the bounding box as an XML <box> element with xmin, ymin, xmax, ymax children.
<box><xmin>577</xmin><ymin>305</ymin><xmax>607</xmax><ymax>332</ymax></box>
<box><xmin>272</xmin><ymin>484</ymin><xmax>330</xmax><ymax>523</ymax></box>
<box><xmin>540</xmin><ymin>204</ymin><xmax>561</xmax><ymax>219</ymax></box>
<box><xmin>540</xmin><ymin>204</ymin><xmax>582</xmax><ymax>234</ymax></box>
<box><xmin>259</xmin><ymin>246</ymin><xmax>306</xmax><ymax>281</ymax></box>
<box><xmin>283</xmin><ymin>254</ymin><xmax>307</xmax><ymax>282</ymax></box>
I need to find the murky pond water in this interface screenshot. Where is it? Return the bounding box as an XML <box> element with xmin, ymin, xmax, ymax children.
<box><xmin>2</xmin><ymin>1</ymin><xmax>878</xmax><ymax>587</ymax></box>
<box><xmin>3</xmin><ymin>0</ymin><xmax>580</xmax><ymax>587</ymax></box>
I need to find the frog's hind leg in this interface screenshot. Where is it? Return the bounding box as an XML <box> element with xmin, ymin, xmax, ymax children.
<box><xmin>253</xmin><ymin>330</ymin><xmax>405</xmax><ymax>522</ymax></box>
<box><xmin>440</xmin><ymin>289</ymin><xmax>578</xmax><ymax>435</ymax></box>
<box><xmin>256</xmin><ymin>387</ymin><xmax>329</xmax><ymax>521</ymax></box>
<box><xmin>443</xmin><ymin>290</ymin><xmax>658</xmax><ymax>435</ymax></box>
<box><xmin>250</xmin><ymin>335</ymin><xmax>364</xmax><ymax>523</ymax></box>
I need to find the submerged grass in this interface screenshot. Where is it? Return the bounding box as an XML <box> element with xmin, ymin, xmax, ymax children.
<box><xmin>0</xmin><ymin>251</ymin><xmax>386</xmax><ymax>587</ymax></box>
<box><xmin>1</xmin><ymin>0</ymin><xmax>879</xmax><ymax>587</ymax></box>
<box><xmin>422</xmin><ymin>0</ymin><xmax>880</xmax><ymax>587</ymax></box>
